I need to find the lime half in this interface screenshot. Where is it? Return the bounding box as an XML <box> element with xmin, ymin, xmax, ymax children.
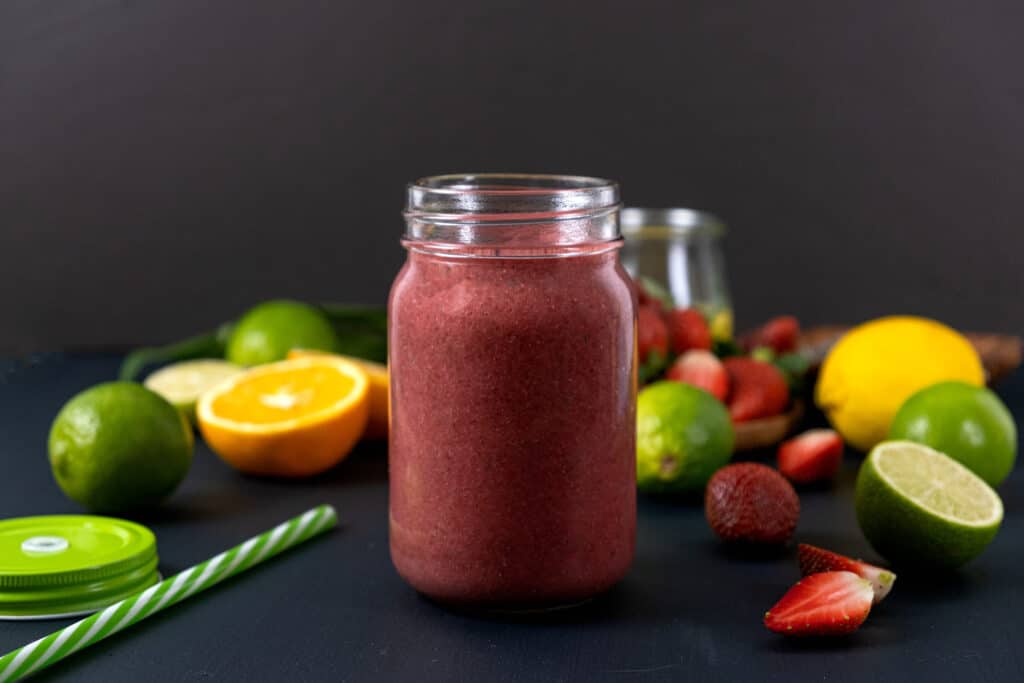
<box><xmin>855</xmin><ymin>441</ymin><xmax>1003</xmax><ymax>569</ymax></box>
<box><xmin>145</xmin><ymin>359</ymin><xmax>243</xmax><ymax>422</ymax></box>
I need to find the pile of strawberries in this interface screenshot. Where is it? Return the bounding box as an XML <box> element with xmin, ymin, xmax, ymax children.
<box><xmin>637</xmin><ymin>278</ymin><xmax>896</xmax><ymax>637</ymax></box>
<box><xmin>636</xmin><ymin>278</ymin><xmax>805</xmax><ymax>424</ymax></box>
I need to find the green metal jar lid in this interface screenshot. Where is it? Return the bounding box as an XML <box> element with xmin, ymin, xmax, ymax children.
<box><xmin>0</xmin><ymin>515</ymin><xmax>159</xmax><ymax>620</ymax></box>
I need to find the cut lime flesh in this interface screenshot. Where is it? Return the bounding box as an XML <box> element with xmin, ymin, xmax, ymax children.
<box><xmin>872</xmin><ymin>441</ymin><xmax>1003</xmax><ymax>527</ymax></box>
<box><xmin>145</xmin><ymin>360</ymin><xmax>243</xmax><ymax>416</ymax></box>
<box><xmin>856</xmin><ymin>441</ymin><xmax>1003</xmax><ymax>569</ymax></box>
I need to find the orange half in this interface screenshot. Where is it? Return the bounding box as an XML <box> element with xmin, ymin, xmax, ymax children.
<box><xmin>197</xmin><ymin>357</ymin><xmax>369</xmax><ymax>477</ymax></box>
<box><xmin>287</xmin><ymin>349</ymin><xmax>389</xmax><ymax>439</ymax></box>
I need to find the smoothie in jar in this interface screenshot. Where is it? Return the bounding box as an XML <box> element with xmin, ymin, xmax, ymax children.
<box><xmin>389</xmin><ymin>174</ymin><xmax>636</xmax><ymax>610</ymax></box>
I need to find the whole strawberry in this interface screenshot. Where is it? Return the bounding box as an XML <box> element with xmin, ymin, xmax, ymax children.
<box><xmin>723</xmin><ymin>357</ymin><xmax>789</xmax><ymax>422</ymax></box>
<box><xmin>705</xmin><ymin>463</ymin><xmax>799</xmax><ymax>544</ymax></box>
<box><xmin>637</xmin><ymin>306</ymin><xmax>669</xmax><ymax>364</ymax></box>
<box><xmin>665</xmin><ymin>350</ymin><xmax>730</xmax><ymax>401</ymax></box>
<box><xmin>634</xmin><ymin>279</ymin><xmax>665</xmax><ymax>315</ymax></box>
<box><xmin>743</xmin><ymin>315</ymin><xmax>800</xmax><ymax>354</ymax></box>
<box><xmin>665</xmin><ymin>308</ymin><xmax>712</xmax><ymax>355</ymax></box>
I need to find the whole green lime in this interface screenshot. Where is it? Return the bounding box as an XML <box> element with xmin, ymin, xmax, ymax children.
<box><xmin>637</xmin><ymin>381</ymin><xmax>734</xmax><ymax>494</ymax></box>
<box><xmin>888</xmin><ymin>381</ymin><xmax>1017</xmax><ymax>486</ymax></box>
<box><xmin>226</xmin><ymin>300</ymin><xmax>339</xmax><ymax>366</ymax></box>
<box><xmin>49</xmin><ymin>382</ymin><xmax>194</xmax><ymax>513</ymax></box>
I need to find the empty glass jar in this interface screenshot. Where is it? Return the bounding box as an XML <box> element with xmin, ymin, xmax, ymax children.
<box><xmin>620</xmin><ymin>207</ymin><xmax>733</xmax><ymax>340</ymax></box>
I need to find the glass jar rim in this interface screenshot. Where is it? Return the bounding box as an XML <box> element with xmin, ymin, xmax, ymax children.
<box><xmin>405</xmin><ymin>173</ymin><xmax>620</xmax><ymax>225</ymax></box>
<box><xmin>620</xmin><ymin>207</ymin><xmax>725</xmax><ymax>238</ymax></box>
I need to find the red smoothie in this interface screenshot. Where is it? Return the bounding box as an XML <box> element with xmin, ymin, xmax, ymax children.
<box><xmin>389</xmin><ymin>175</ymin><xmax>636</xmax><ymax>609</ymax></box>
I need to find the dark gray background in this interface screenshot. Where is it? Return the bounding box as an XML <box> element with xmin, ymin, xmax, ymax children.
<box><xmin>2</xmin><ymin>0</ymin><xmax>1022</xmax><ymax>353</ymax></box>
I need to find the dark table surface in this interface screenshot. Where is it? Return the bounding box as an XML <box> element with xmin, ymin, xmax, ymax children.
<box><xmin>1</xmin><ymin>354</ymin><xmax>1022</xmax><ymax>682</ymax></box>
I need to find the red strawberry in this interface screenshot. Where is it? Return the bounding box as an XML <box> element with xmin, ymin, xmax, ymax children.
<box><xmin>722</xmin><ymin>357</ymin><xmax>789</xmax><ymax>422</ymax></box>
<box><xmin>665</xmin><ymin>308</ymin><xmax>712</xmax><ymax>354</ymax></box>
<box><xmin>665</xmin><ymin>350</ymin><xmax>729</xmax><ymax>401</ymax></box>
<box><xmin>635</xmin><ymin>280</ymin><xmax>666</xmax><ymax>315</ymax></box>
<box><xmin>705</xmin><ymin>463</ymin><xmax>799</xmax><ymax>544</ymax></box>
<box><xmin>777</xmin><ymin>429</ymin><xmax>844</xmax><ymax>483</ymax></box>
<box><xmin>764</xmin><ymin>571</ymin><xmax>874</xmax><ymax>636</ymax></box>
<box><xmin>798</xmin><ymin>544</ymin><xmax>896</xmax><ymax>604</ymax></box>
<box><xmin>637</xmin><ymin>305</ymin><xmax>669</xmax><ymax>363</ymax></box>
<box><xmin>743</xmin><ymin>315</ymin><xmax>800</xmax><ymax>354</ymax></box>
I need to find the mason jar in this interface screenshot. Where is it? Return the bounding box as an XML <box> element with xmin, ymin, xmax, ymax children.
<box><xmin>388</xmin><ymin>174</ymin><xmax>636</xmax><ymax>610</ymax></box>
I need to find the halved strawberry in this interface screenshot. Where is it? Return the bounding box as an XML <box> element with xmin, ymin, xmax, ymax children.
<box><xmin>665</xmin><ymin>350</ymin><xmax>729</xmax><ymax>401</ymax></box>
<box><xmin>665</xmin><ymin>308</ymin><xmax>712</xmax><ymax>354</ymax></box>
<box><xmin>637</xmin><ymin>305</ymin><xmax>669</xmax><ymax>363</ymax></box>
<box><xmin>777</xmin><ymin>429</ymin><xmax>843</xmax><ymax>483</ymax></box>
<box><xmin>798</xmin><ymin>543</ymin><xmax>896</xmax><ymax>604</ymax></box>
<box><xmin>764</xmin><ymin>571</ymin><xmax>873</xmax><ymax>636</ymax></box>
<box><xmin>723</xmin><ymin>357</ymin><xmax>789</xmax><ymax>422</ymax></box>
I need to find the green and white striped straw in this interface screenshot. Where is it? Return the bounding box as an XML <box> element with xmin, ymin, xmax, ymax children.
<box><xmin>0</xmin><ymin>504</ymin><xmax>337</xmax><ymax>682</ymax></box>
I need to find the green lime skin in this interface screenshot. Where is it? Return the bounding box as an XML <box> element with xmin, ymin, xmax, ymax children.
<box><xmin>855</xmin><ymin>448</ymin><xmax>1001</xmax><ymax>570</ymax></box>
<box><xmin>49</xmin><ymin>382</ymin><xmax>194</xmax><ymax>513</ymax></box>
<box><xmin>226</xmin><ymin>299</ymin><xmax>339</xmax><ymax>366</ymax></box>
<box><xmin>637</xmin><ymin>381</ymin><xmax>734</xmax><ymax>494</ymax></box>
<box><xmin>889</xmin><ymin>381</ymin><xmax>1017</xmax><ymax>486</ymax></box>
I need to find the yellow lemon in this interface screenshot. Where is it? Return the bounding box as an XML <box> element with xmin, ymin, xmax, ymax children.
<box><xmin>815</xmin><ymin>316</ymin><xmax>984</xmax><ymax>452</ymax></box>
<box><xmin>197</xmin><ymin>357</ymin><xmax>369</xmax><ymax>477</ymax></box>
<box><xmin>287</xmin><ymin>348</ymin><xmax>389</xmax><ymax>439</ymax></box>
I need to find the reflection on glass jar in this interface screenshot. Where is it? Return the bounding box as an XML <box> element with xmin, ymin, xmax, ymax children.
<box><xmin>620</xmin><ymin>208</ymin><xmax>733</xmax><ymax>342</ymax></box>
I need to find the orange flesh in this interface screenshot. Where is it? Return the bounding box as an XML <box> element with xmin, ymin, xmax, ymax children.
<box><xmin>210</xmin><ymin>365</ymin><xmax>357</xmax><ymax>424</ymax></box>
<box><xmin>287</xmin><ymin>349</ymin><xmax>389</xmax><ymax>437</ymax></box>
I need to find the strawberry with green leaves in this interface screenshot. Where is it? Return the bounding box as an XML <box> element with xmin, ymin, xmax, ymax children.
<box><xmin>637</xmin><ymin>306</ymin><xmax>669</xmax><ymax>382</ymax></box>
<box><xmin>743</xmin><ymin>315</ymin><xmax>800</xmax><ymax>354</ymax></box>
<box><xmin>798</xmin><ymin>543</ymin><xmax>896</xmax><ymax>604</ymax></box>
<box><xmin>723</xmin><ymin>357</ymin><xmax>789</xmax><ymax>422</ymax></box>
